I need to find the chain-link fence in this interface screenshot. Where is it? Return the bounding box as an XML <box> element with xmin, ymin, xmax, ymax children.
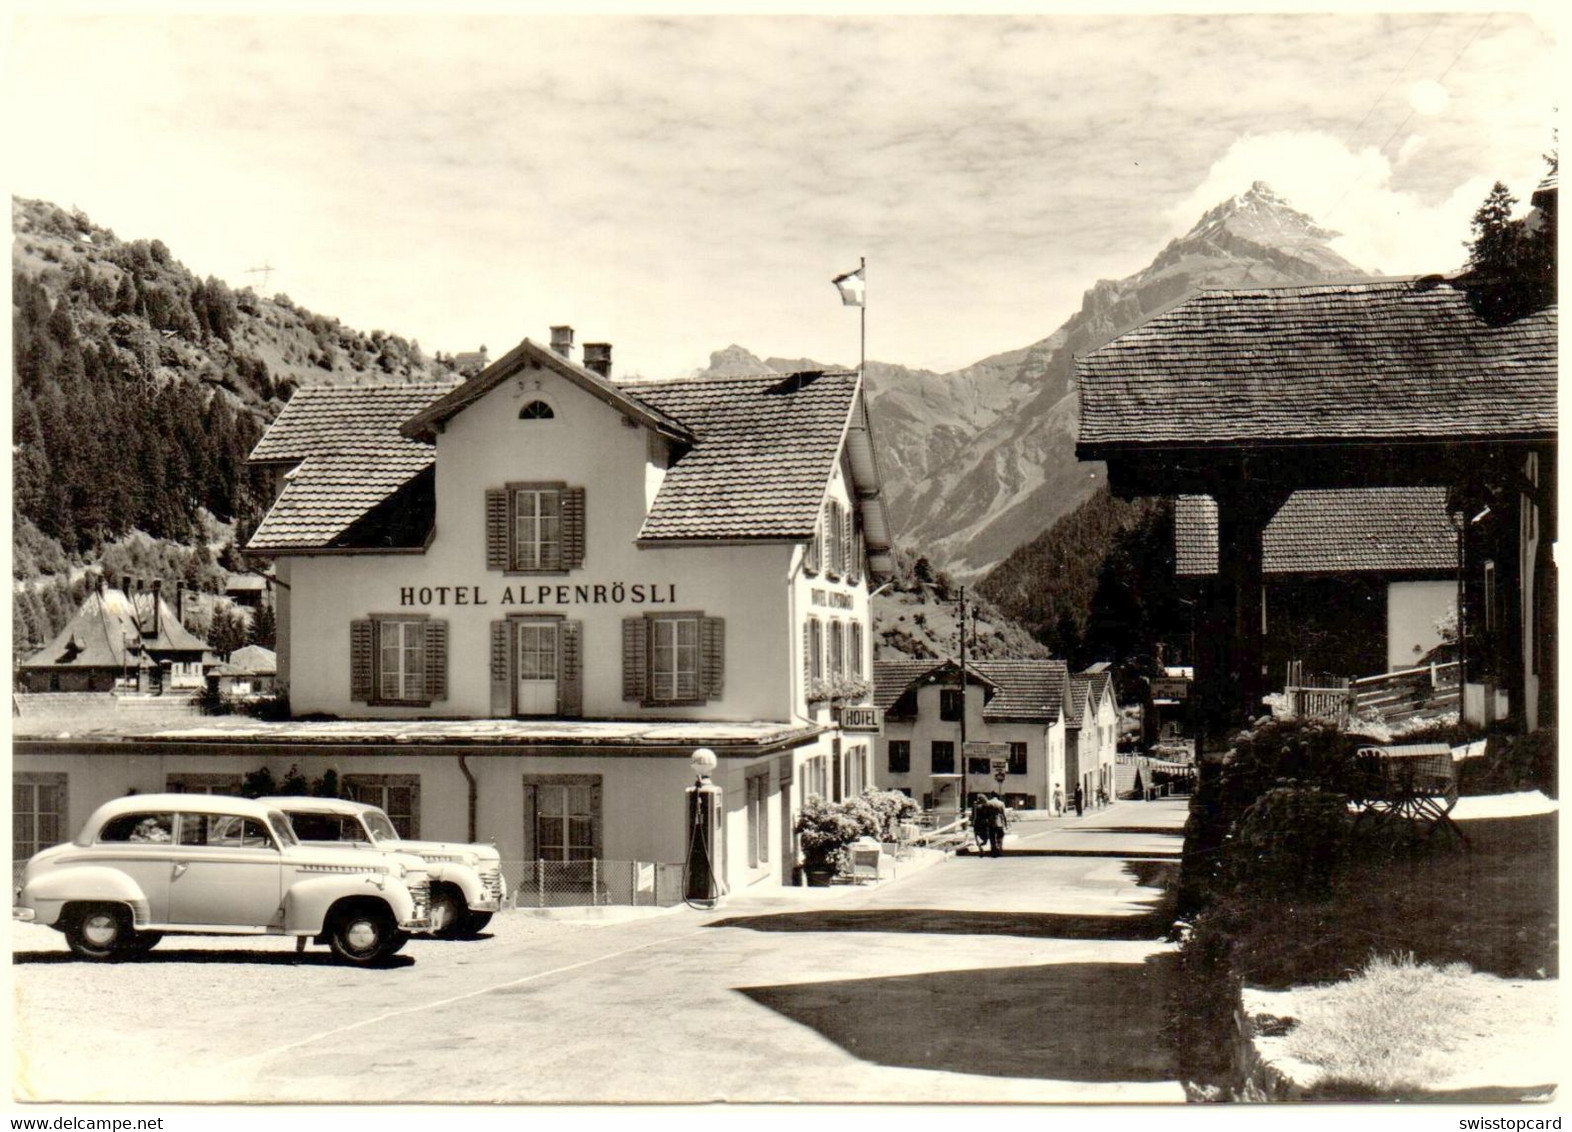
<box><xmin>500</xmin><ymin>859</ymin><xmax>686</xmax><ymax>908</ymax></box>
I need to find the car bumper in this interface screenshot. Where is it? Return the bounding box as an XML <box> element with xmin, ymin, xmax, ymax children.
<box><xmin>468</xmin><ymin>897</ymin><xmax>504</xmax><ymax>913</ymax></box>
<box><xmin>13</xmin><ymin>906</ymin><xmax>36</xmax><ymax>923</ymax></box>
<box><xmin>398</xmin><ymin>916</ymin><xmax>431</xmax><ymax>932</ymax></box>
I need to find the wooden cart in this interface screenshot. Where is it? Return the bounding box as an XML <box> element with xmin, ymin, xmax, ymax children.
<box><xmin>1352</xmin><ymin>742</ymin><xmax>1467</xmax><ymax>846</ymax></box>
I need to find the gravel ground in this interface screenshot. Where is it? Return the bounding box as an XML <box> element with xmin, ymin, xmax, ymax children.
<box><xmin>12</xmin><ymin>910</ymin><xmax>595</xmax><ymax>1103</ymax></box>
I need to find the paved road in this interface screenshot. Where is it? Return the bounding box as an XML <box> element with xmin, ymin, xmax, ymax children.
<box><xmin>13</xmin><ymin>798</ymin><xmax>1189</xmax><ymax>1104</ymax></box>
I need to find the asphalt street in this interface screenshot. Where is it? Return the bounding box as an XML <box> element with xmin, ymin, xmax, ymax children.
<box><xmin>12</xmin><ymin>797</ymin><xmax>1189</xmax><ymax>1105</ymax></box>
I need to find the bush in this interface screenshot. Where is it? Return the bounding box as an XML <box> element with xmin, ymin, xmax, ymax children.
<box><xmin>793</xmin><ymin>796</ymin><xmax>862</xmax><ymax>873</ymax></box>
<box><xmin>856</xmin><ymin>788</ymin><xmax>921</xmax><ymax>841</ymax></box>
<box><xmin>1229</xmin><ymin>785</ymin><xmax>1350</xmax><ymax>899</ymax></box>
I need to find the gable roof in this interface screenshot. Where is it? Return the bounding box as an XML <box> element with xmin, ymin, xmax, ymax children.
<box><xmin>1063</xmin><ymin>676</ymin><xmax>1091</xmax><ymax>728</ymax></box>
<box><xmin>627</xmin><ymin>371</ymin><xmax>870</xmax><ymax>544</ymax></box>
<box><xmin>1175</xmin><ymin>486</ymin><xmax>1458</xmax><ymax>576</ymax></box>
<box><xmin>247</xmin><ymin>383</ymin><xmax>455</xmax><ymax>552</ymax></box>
<box><xmin>872</xmin><ymin>657</ymin><xmax>1069</xmax><ymax>723</ymax></box>
<box><xmin>400</xmin><ymin>338</ymin><xmax>692</xmax><ymax>444</ymax></box>
<box><xmin>1077</xmin><ymin>279</ymin><xmax>1557</xmax><ymax>452</ymax></box>
<box><xmin>211</xmin><ymin>644</ymin><xmax>277</xmax><ymax>677</ymax></box>
<box><xmin>21</xmin><ymin>587</ymin><xmax>208</xmax><ymax>670</ymax></box>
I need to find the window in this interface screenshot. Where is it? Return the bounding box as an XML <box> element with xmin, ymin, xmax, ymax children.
<box><xmin>178</xmin><ymin>813</ymin><xmax>274</xmax><ymax>848</ymax></box>
<box><xmin>967</xmin><ymin>756</ymin><xmax>991</xmax><ymax>776</ymax></box>
<box><xmin>931</xmin><ymin>741</ymin><xmax>955</xmax><ymax>775</ymax></box>
<box><xmin>847</xmin><ymin>744</ymin><xmax>867</xmax><ymax>795</ymax></box>
<box><xmin>98</xmin><ymin>812</ymin><xmax>176</xmax><ymax>844</ymax></box>
<box><xmin>829</xmin><ymin>620</ymin><xmax>845</xmax><ymax>678</ymax></box>
<box><xmin>519</xmin><ymin>399</ymin><xmax>555</xmax><ymax>420</ymax></box>
<box><xmin>166</xmin><ymin>773</ymin><xmax>243</xmax><ymax>796</ymax></box>
<box><xmin>351</xmin><ymin>616</ymin><xmax>447</xmax><ymax>705</ymax></box>
<box><xmin>343</xmin><ymin>775</ymin><xmax>419</xmax><ymax>838</ymax></box>
<box><xmin>804</xmin><ymin>756</ymin><xmax>829</xmax><ymax>800</ymax></box>
<box><xmin>14</xmin><ymin>772</ymin><xmax>65</xmax><ymax>860</ymax></box>
<box><xmin>623</xmin><ymin>614</ymin><xmax>725</xmax><ymax>705</ymax></box>
<box><xmin>523</xmin><ymin>775</ymin><xmax>601</xmax><ymax>862</ymax></box>
<box><xmin>493</xmin><ymin>616</ymin><xmax>582</xmax><ymax>718</ymax></box>
<box><xmin>849</xmin><ymin>622</ymin><xmax>865</xmax><ymax>680</ymax></box>
<box><xmin>1008</xmin><ymin>741</ymin><xmax>1028</xmax><ymax>775</ymax></box>
<box><xmin>746</xmin><ymin>769</ymin><xmax>770</xmax><ymax>869</ymax></box>
<box><xmin>485</xmin><ymin>483</ymin><xmax>586</xmax><ymax>573</ymax></box>
<box><xmin>888</xmin><ymin>740</ymin><xmax>911</xmax><ymax>774</ymax></box>
<box><xmin>940</xmin><ymin>688</ymin><xmax>965</xmax><ymax>721</ymax></box>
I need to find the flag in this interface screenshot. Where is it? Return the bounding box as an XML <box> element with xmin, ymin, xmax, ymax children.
<box><xmin>832</xmin><ymin>265</ymin><xmax>865</xmax><ymax>307</ymax></box>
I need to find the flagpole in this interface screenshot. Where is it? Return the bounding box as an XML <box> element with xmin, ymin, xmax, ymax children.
<box><xmin>859</xmin><ymin>255</ymin><xmax>866</xmax><ymax>376</ymax></box>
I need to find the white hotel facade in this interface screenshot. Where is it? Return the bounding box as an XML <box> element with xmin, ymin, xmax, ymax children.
<box><xmin>15</xmin><ymin>329</ymin><xmax>893</xmax><ymax>895</ymax></box>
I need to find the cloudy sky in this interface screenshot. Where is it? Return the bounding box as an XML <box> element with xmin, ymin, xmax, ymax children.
<box><xmin>8</xmin><ymin>8</ymin><xmax>1560</xmax><ymax>378</ymax></box>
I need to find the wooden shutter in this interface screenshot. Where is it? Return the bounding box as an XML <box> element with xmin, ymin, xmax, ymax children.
<box><xmin>803</xmin><ymin>618</ymin><xmax>813</xmax><ymax>688</ymax></box>
<box><xmin>350</xmin><ymin>619</ymin><xmax>374</xmax><ymax>702</ymax></box>
<box><xmin>700</xmin><ymin>617</ymin><xmax>725</xmax><ymax>699</ymax></box>
<box><xmin>622</xmin><ymin>617</ymin><xmax>649</xmax><ymax>702</ymax></box>
<box><xmin>589</xmin><ymin>778</ymin><xmax>604</xmax><ymax>860</ymax></box>
<box><xmin>805</xmin><ymin>519</ymin><xmax>820</xmax><ymax>574</ymax></box>
<box><xmin>424</xmin><ymin>619</ymin><xmax>448</xmax><ymax>701</ymax></box>
<box><xmin>489</xmin><ymin>620</ymin><xmax>511</xmax><ymax>717</ymax></box>
<box><xmin>562</xmin><ymin>487</ymin><xmax>586</xmax><ymax>570</ymax></box>
<box><xmin>824</xmin><ymin>502</ymin><xmax>839</xmax><ymax>576</ymax></box>
<box><xmin>851</xmin><ymin>527</ymin><xmax>864</xmax><ymax>584</ymax></box>
<box><xmin>838</xmin><ymin>504</ymin><xmax>850</xmax><ymax>575</ymax></box>
<box><xmin>485</xmin><ymin>488</ymin><xmax>509</xmax><ymax>570</ymax></box>
<box><xmin>559</xmin><ymin>620</ymin><xmax>584</xmax><ymax>717</ymax></box>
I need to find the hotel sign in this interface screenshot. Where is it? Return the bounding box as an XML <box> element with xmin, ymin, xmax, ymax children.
<box><xmin>836</xmin><ymin>705</ymin><xmax>883</xmax><ymax>733</ymax></box>
<box><xmin>396</xmin><ymin>582</ymin><xmax>680</xmax><ymax>608</ymax></box>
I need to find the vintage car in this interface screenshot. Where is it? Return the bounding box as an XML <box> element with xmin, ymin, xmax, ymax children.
<box><xmin>13</xmin><ymin>793</ymin><xmax>432</xmax><ymax>965</ymax></box>
<box><xmin>263</xmin><ymin>796</ymin><xmax>506</xmax><ymax>937</ymax></box>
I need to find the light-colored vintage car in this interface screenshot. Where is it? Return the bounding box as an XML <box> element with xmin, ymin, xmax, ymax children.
<box><xmin>13</xmin><ymin>793</ymin><xmax>432</xmax><ymax>965</ymax></box>
<box><xmin>263</xmin><ymin>796</ymin><xmax>506</xmax><ymax>937</ymax></box>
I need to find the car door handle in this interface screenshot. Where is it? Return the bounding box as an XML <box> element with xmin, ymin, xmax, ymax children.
<box><xmin>172</xmin><ymin>862</ymin><xmax>189</xmax><ymax>879</ymax></box>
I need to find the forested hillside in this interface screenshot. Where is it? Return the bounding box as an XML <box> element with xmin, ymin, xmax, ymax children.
<box><xmin>11</xmin><ymin>197</ymin><xmax>456</xmax><ymax>654</ymax></box>
<box><xmin>977</xmin><ymin>486</ymin><xmax>1187</xmax><ymax>668</ymax></box>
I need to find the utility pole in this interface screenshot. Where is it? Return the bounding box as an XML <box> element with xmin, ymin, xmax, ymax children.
<box><xmin>958</xmin><ymin>585</ymin><xmax>967</xmax><ymax>817</ymax></box>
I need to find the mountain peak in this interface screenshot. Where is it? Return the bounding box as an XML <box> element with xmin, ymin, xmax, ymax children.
<box><xmin>1186</xmin><ymin>181</ymin><xmax>1340</xmax><ymax>247</ymax></box>
<box><xmin>698</xmin><ymin>344</ymin><xmax>777</xmax><ymax>377</ymax></box>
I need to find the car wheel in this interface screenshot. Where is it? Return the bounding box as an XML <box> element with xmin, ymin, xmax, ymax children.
<box><xmin>385</xmin><ymin>931</ymin><xmax>409</xmax><ymax>955</ymax></box>
<box><xmin>429</xmin><ymin>886</ymin><xmax>467</xmax><ymax>937</ymax></box>
<box><xmin>326</xmin><ymin>905</ymin><xmax>397</xmax><ymax>966</ymax></box>
<box><xmin>459</xmin><ymin>911</ymin><xmax>493</xmax><ymax>936</ymax></box>
<box><xmin>65</xmin><ymin>905</ymin><xmax>130</xmax><ymax>961</ymax></box>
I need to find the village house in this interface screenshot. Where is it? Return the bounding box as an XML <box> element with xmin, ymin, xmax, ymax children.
<box><xmin>14</xmin><ymin>327</ymin><xmax>894</xmax><ymax>896</ymax></box>
<box><xmin>206</xmin><ymin>643</ymin><xmax>278</xmax><ymax>698</ymax></box>
<box><xmin>1066</xmin><ymin>669</ymin><xmax>1119</xmax><ymax>807</ymax></box>
<box><xmin>16</xmin><ymin>578</ymin><xmax>210</xmax><ymax>695</ymax></box>
<box><xmin>872</xmin><ymin>658</ymin><xmax>1068</xmax><ymax>811</ymax></box>
<box><xmin>1175</xmin><ymin>486</ymin><xmax>1459</xmax><ymax>680</ymax></box>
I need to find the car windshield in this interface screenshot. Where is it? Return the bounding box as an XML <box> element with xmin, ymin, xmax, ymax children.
<box><xmin>266</xmin><ymin>812</ymin><xmax>298</xmax><ymax>847</ymax></box>
<box><xmin>286</xmin><ymin>813</ymin><xmax>368</xmax><ymax>843</ymax></box>
<box><xmin>363</xmin><ymin>812</ymin><xmax>400</xmax><ymax>843</ymax></box>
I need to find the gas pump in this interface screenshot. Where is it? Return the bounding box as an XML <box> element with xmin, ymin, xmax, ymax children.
<box><xmin>684</xmin><ymin>748</ymin><xmax>724</xmax><ymax>909</ymax></box>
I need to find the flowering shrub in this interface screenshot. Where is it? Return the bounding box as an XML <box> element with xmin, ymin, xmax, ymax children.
<box><xmin>806</xmin><ymin>676</ymin><xmax>872</xmax><ymax>704</ymax></box>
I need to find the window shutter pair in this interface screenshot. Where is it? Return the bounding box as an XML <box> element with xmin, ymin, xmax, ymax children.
<box><xmin>350</xmin><ymin>618</ymin><xmax>447</xmax><ymax>703</ymax></box>
<box><xmin>621</xmin><ymin>615</ymin><xmax>724</xmax><ymax>703</ymax></box>
<box><xmin>484</xmin><ymin>486</ymin><xmax>586</xmax><ymax>571</ymax></box>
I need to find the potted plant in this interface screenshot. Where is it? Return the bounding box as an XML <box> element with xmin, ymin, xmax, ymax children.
<box><xmin>794</xmin><ymin>796</ymin><xmax>861</xmax><ymax>886</ymax></box>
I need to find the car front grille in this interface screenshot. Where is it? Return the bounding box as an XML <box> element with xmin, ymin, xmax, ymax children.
<box><xmin>481</xmin><ymin>868</ymin><xmax>504</xmax><ymax>902</ymax></box>
<box><xmin>408</xmin><ymin>879</ymin><xmax>431</xmax><ymax>922</ymax></box>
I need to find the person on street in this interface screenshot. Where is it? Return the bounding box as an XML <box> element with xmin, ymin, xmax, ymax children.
<box><xmin>986</xmin><ymin>793</ymin><xmax>1008</xmax><ymax>857</ymax></box>
<box><xmin>971</xmin><ymin>795</ymin><xmax>991</xmax><ymax>854</ymax></box>
<box><xmin>1073</xmin><ymin>783</ymin><xmax>1084</xmax><ymax>817</ymax></box>
<box><xmin>1053</xmin><ymin>785</ymin><xmax>1064</xmax><ymax>817</ymax></box>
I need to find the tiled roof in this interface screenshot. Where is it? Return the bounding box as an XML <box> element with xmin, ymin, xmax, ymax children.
<box><xmin>1064</xmin><ymin>677</ymin><xmax>1090</xmax><ymax>728</ymax></box>
<box><xmin>626</xmin><ymin>372</ymin><xmax>860</xmax><ymax>541</ymax></box>
<box><xmin>872</xmin><ymin>658</ymin><xmax>1069</xmax><ymax>723</ymax></box>
<box><xmin>248</xmin><ymin>383</ymin><xmax>454</xmax><ymax>552</ymax></box>
<box><xmin>1077</xmin><ymin>280</ymin><xmax>1557</xmax><ymax>450</ymax></box>
<box><xmin>21</xmin><ymin>589</ymin><xmax>208</xmax><ymax>670</ymax></box>
<box><xmin>972</xmin><ymin>660</ymin><xmax>1070</xmax><ymax>722</ymax></box>
<box><xmin>1081</xmin><ymin>669</ymin><xmax>1114</xmax><ymax>708</ymax></box>
<box><xmin>1175</xmin><ymin>486</ymin><xmax>1458</xmax><ymax>576</ymax></box>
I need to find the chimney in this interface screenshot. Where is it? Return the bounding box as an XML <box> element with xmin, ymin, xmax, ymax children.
<box><xmin>550</xmin><ymin>325</ymin><xmax>575</xmax><ymax>359</ymax></box>
<box><xmin>121</xmin><ymin>576</ymin><xmax>132</xmax><ymax>597</ymax></box>
<box><xmin>583</xmin><ymin>342</ymin><xmax>612</xmax><ymax>378</ymax></box>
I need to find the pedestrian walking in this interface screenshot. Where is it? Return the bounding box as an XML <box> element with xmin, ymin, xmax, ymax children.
<box><xmin>1073</xmin><ymin>783</ymin><xmax>1084</xmax><ymax>817</ymax></box>
<box><xmin>986</xmin><ymin>794</ymin><xmax>1008</xmax><ymax>858</ymax></box>
<box><xmin>971</xmin><ymin>796</ymin><xmax>991</xmax><ymax>854</ymax></box>
<box><xmin>1053</xmin><ymin>785</ymin><xmax>1064</xmax><ymax>817</ymax></box>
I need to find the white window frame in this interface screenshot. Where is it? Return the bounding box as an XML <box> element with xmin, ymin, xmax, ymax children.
<box><xmin>512</xmin><ymin>487</ymin><xmax>563</xmax><ymax>572</ymax></box>
<box><xmin>650</xmin><ymin>615</ymin><xmax>701</xmax><ymax>703</ymax></box>
<box><xmin>14</xmin><ymin>772</ymin><xmax>66</xmax><ymax>860</ymax></box>
<box><xmin>377</xmin><ymin>618</ymin><xmax>427</xmax><ymax>703</ymax></box>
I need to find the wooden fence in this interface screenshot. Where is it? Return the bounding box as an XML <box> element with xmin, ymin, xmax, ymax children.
<box><xmin>1285</xmin><ymin>660</ymin><xmax>1460</xmax><ymax>726</ymax></box>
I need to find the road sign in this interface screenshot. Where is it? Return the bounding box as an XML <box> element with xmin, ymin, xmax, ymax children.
<box><xmin>990</xmin><ymin>757</ymin><xmax>1009</xmax><ymax>777</ymax></box>
<box><xmin>993</xmin><ymin>771</ymin><xmax>1007</xmax><ymax>784</ymax></box>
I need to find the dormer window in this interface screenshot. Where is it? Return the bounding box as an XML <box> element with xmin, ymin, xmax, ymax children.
<box><xmin>519</xmin><ymin>400</ymin><xmax>555</xmax><ymax>420</ymax></box>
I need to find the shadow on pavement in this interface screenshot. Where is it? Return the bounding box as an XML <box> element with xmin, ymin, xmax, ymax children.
<box><xmin>709</xmin><ymin>906</ymin><xmax>1168</xmax><ymax>941</ymax></box>
<box><xmin>1061</xmin><ymin>826</ymin><xmax>1186</xmax><ymax>837</ymax></box>
<box><xmin>12</xmin><ymin>949</ymin><xmax>415</xmax><ymax>968</ymax></box>
<box><xmin>739</xmin><ymin>954</ymin><xmax>1179</xmax><ymax>1082</ymax></box>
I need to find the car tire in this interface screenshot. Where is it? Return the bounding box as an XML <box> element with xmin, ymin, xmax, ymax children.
<box><xmin>326</xmin><ymin>905</ymin><xmax>398</xmax><ymax>966</ymax></box>
<box><xmin>428</xmin><ymin>886</ymin><xmax>467</xmax><ymax>938</ymax></box>
<box><xmin>459</xmin><ymin>911</ymin><xmax>493</xmax><ymax>936</ymax></box>
<box><xmin>64</xmin><ymin>904</ymin><xmax>130</xmax><ymax>961</ymax></box>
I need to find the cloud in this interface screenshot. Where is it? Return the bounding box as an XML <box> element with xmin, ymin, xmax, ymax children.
<box><xmin>1165</xmin><ymin>130</ymin><xmax>1513</xmax><ymax>275</ymax></box>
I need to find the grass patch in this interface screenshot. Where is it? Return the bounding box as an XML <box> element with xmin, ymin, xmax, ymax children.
<box><xmin>1282</xmin><ymin>952</ymin><xmax>1478</xmax><ymax>1091</ymax></box>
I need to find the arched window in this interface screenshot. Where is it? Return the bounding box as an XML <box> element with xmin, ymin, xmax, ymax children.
<box><xmin>519</xmin><ymin>400</ymin><xmax>555</xmax><ymax>420</ymax></box>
